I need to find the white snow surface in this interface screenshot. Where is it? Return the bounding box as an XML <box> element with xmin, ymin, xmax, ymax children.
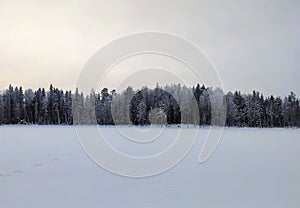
<box><xmin>0</xmin><ymin>126</ymin><xmax>299</xmax><ymax>208</ymax></box>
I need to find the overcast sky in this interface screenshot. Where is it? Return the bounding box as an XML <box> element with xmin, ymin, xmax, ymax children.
<box><xmin>0</xmin><ymin>0</ymin><xmax>299</xmax><ymax>97</ymax></box>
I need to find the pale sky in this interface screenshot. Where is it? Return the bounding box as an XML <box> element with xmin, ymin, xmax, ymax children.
<box><xmin>0</xmin><ymin>0</ymin><xmax>299</xmax><ymax>97</ymax></box>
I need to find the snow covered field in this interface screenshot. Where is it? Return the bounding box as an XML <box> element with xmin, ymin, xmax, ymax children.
<box><xmin>0</xmin><ymin>126</ymin><xmax>299</xmax><ymax>207</ymax></box>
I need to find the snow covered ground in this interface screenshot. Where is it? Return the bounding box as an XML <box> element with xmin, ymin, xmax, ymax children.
<box><xmin>0</xmin><ymin>126</ymin><xmax>299</xmax><ymax>207</ymax></box>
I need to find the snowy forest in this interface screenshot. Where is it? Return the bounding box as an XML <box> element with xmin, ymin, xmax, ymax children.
<box><xmin>0</xmin><ymin>84</ymin><xmax>299</xmax><ymax>127</ymax></box>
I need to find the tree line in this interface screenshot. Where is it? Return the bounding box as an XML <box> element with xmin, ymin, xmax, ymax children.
<box><xmin>0</xmin><ymin>84</ymin><xmax>299</xmax><ymax>127</ymax></box>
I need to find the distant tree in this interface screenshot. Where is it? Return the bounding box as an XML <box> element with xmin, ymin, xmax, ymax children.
<box><xmin>226</xmin><ymin>92</ymin><xmax>238</xmax><ymax>126</ymax></box>
<box><xmin>296</xmin><ymin>99</ymin><xmax>300</xmax><ymax>127</ymax></box>
<box><xmin>233</xmin><ymin>91</ymin><xmax>247</xmax><ymax>127</ymax></box>
<box><xmin>283</xmin><ymin>92</ymin><xmax>297</xmax><ymax>127</ymax></box>
<box><xmin>0</xmin><ymin>94</ymin><xmax>4</xmax><ymax>125</ymax></box>
<box><xmin>72</xmin><ymin>88</ymin><xmax>84</xmax><ymax>125</ymax></box>
<box><xmin>65</xmin><ymin>90</ymin><xmax>73</xmax><ymax>125</ymax></box>
<box><xmin>273</xmin><ymin>97</ymin><xmax>284</xmax><ymax>127</ymax></box>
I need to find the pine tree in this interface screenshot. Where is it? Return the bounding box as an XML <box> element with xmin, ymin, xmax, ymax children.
<box><xmin>296</xmin><ymin>99</ymin><xmax>300</xmax><ymax>127</ymax></box>
<box><xmin>226</xmin><ymin>92</ymin><xmax>238</xmax><ymax>126</ymax></box>
<box><xmin>0</xmin><ymin>93</ymin><xmax>4</xmax><ymax>125</ymax></box>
